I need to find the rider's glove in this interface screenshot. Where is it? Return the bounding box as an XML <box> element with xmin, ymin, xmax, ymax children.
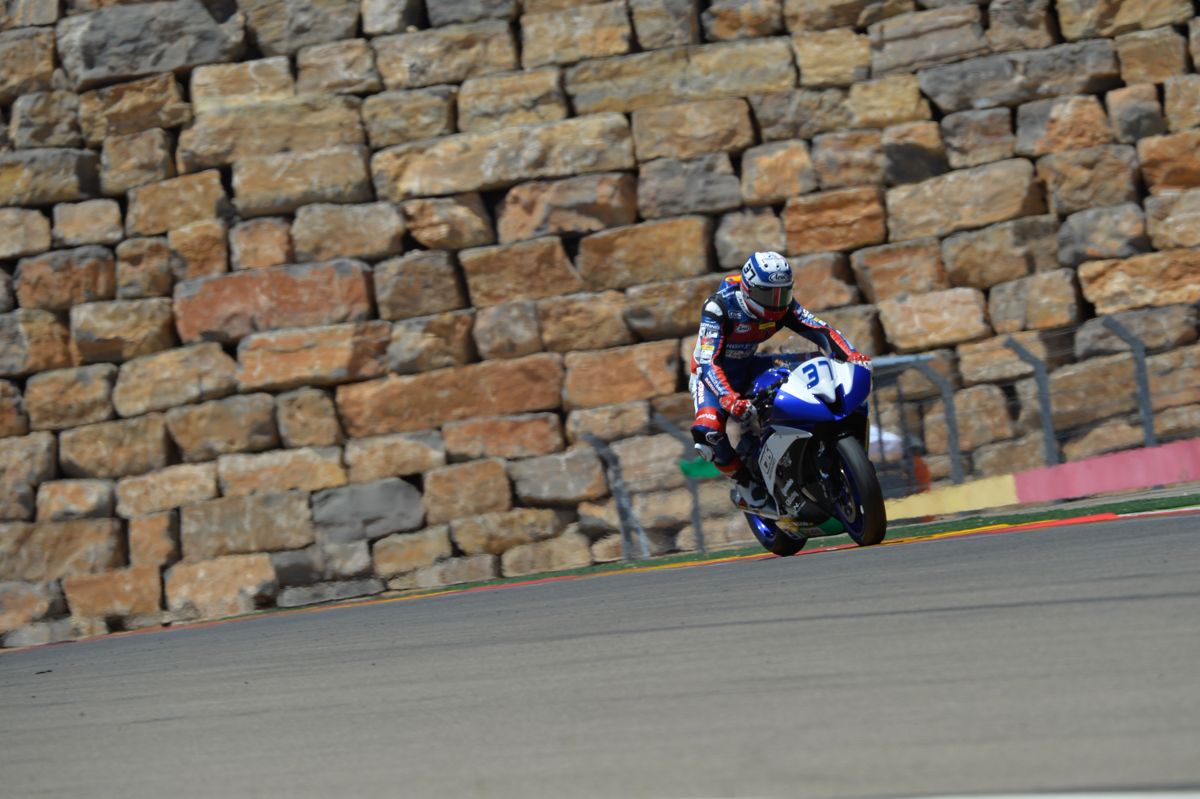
<box><xmin>847</xmin><ymin>352</ymin><xmax>872</xmax><ymax>371</ymax></box>
<box><xmin>728</xmin><ymin>397</ymin><xmax>756</xmax><ymax>423</ymax></box>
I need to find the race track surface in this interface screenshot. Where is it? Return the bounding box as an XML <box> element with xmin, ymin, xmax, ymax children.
<box><xmin>2</xmin><ymin>514</ymin><xmax>1199</xmax><ymax>798</ymax></box>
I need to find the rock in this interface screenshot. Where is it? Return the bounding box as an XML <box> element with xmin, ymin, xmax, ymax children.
<box><xmin>631</xmin><ymin>98</ymin><xmax>754</xmax><ymax>162</ymax></box>
<box><xmin>941</xmin><ymin>108</ymin><xmax>1015</xmax><ymax>169</ymax></box>
<box><xmin>58</xmin><ymin>414</ymin><xmax>170</xmax><ymax>479</ymax></box>
<box><xmin>0</xmin><ymin>518</ymin><xmax>122</xmax><ymax>582</ymax></box>
<box><xmin>1115</xmin><ymin>27</ymin><xmax>1187</xmax><ymax>86</ymax></box>
<box><xmin>344</xmin><ymin>431</ymin><xmax>444</xmax><ymax>483</ymax></box>
<box><xmin>1157</xmin><ymin>404</ymin><xmax>1200</xmax><ymax>443</ymax></box>
<box><xmin>125</xmin><ymin>170</ymin><xmax>227</xmax><ymax>238</ymax></box>
<box><xmin>396</xmin><ymin>198</ymin><xmax>490</xmax><ymax>253</ymax></box>
<box><xmin>189</xmin><ymin>56</ymin><xmax>294</xmax><ymax>115</ymax></box>
<box><xmin>312</xmin><ymin>478</ymin><xmax>423</xmax><ymax>543</ymax></box>
<box><xmin>426</xmin><ymin>0</ymin><xmax>517</xmax><ymax>25</ymax></box>
<box><xmin>1078</xmin><ymin>250</ymin><xmax>1200</xmax><ymax>315</ymax></box>
<box><xmin>0</xmin><ymin>209</ymin><xmax>51</xmax><ymax>260</ymax></box>
<box><xmin>811</xmin><ymin>130</ymin><xmax>883</xmax><ymax>189</ymax></box>
<box><xmin>739</xmin><ymin>141</ymin><xmax>817</xmax><ymax>206</ymax></box>
<box><xmin>714</xmin><ymin>208</ymin><xmax>785</xmax><ymax>268</ymax></box>
<box><xmin>1145</xmin><ymin>190</ymin><xmax>1200</xmax><ymax>250</ymax></box>
<box><xmin>0</xmin><ymin>28</ymin><xmax>54</xmax><ymax>104</ymax></box>
<box><xmin>473</xmin><ymin>302</ymin><xmax>543</xmax><ymax>360</ymax></box>
<box><xmin>217</xmin><ymin>448</ymin><xmax>346</xmax><ymax>497</ymax></box>
<box><xmin>112</xmin><ymin>343</ymin><xmax>235</xmax><ymax>419</ymax></box>
<box><xmin>338</xmin><ymin>353</ymin><xmax>564</xmax><ymax>437</ymax></box>
<box><xmin>296</xmin><ymin>39</ymin><xmax>380</xmax><ymax>95</ymax></box>
<box><xmin>52</xmin><ymin>201</ymin><xmax>122</xmax><ymax>249</ymax></box>
<box><xmin>537</xmin><ymin>291</ymin><xmax>634</xmax><ymax>353</ymax></box>
<box><xmin>941</xmin><ymin>215</ymin><xmax>1057</xmax><ymax>292</ymax></box>
<box><xmin>563</xmin><ymin>341</ymin><xmax>679</xmax><ymax>410</ymax></box>
<box><xmin>1137</xmin><ymin>130</ymin><xmax>1200</xmax><ymax>195</ymax></box>
<box><xmin>1147</xmin><ymin>344</ymin><xmax>1200</xmax><ymax>413</ymax></box>
<box><xmin>128</xmin><ymin>513</ymin><xmax>183</xmax><ymax>567</ymax></box>
<box><xmin>387</xmin><ymin>311</ymin><xmax>476</xmax><ymax>374</ymax></box>
<box><xmin>1057</xmin><ymin>204</ymin><xmax>1149</xmax><ymax>268</ymax></box>
<box><xmin>0</xmin><ymin>310</ymin><xmax>71</xmax><ymax>378</ymax></box>
<box><xmin>848</xmin><ymin>74</ymin><xmax>932</xmax><ymax>129</ymax></box>
<box><xmin>1193</xmin><ymin>19</ymin><xmax>1200</xmax><ymax>70</ymax></box>
<box><xmin>788</xmin><ymin>253</ymin><xmax>860</xmax><ymax>309</ymax></box>
<box><xmin>1062</xmin><ymin>419</ymin><xmax>1146</xmax><ymax>461</ymax></box>
<box><xmin>372</xmin><ymin>20</ymin><xmax>516</xmax><ymax>90</ymax></box>
<box><xmin>0</xmin><ymin>149</ymin><xmax>99</xmax><ymax>206</ymax></box>
<box><xmin>374</xmin><ymin>251</ymin><xmax>467</xmax><ymax>322</ymax></box>
<box><xmin>115</xmin><ymin>463</ymin><xmax>217</xmax><ymax>518</ymax></box>
<box><xmin>0</xmin><ymin>431</ymin><xmax>56</xmax><ymax>521</ymax></box>
<box><xmin>1104</xmin><ymin>84</ymin><xmax>1166</xmax><ymax>145</ymax></box>
<box><xmin>229</xmin><ymin>218</ymin><xmax>292</xmax><ymax>271</ymax></box>
<box><xmin>623</xmin><ymin>275</ymin><xmax>721</xmax><ymax>341</ymax></box>
<box><xmin>917</xmin><ymin>40</ymin><xmax>1120</xmax><ymax>114</ymax></box>
<box><xmin>179</xmin><ymin>491</ymin><xmax>313</xmax><ymax>562</ymax></box>
<box><xmin>276</xmin><ymin>578</ymin><xmax>383</xmax><ymax>608</ymax></box>
<box><xmin>498</xmin><ymin>173</ymin><xmax>636</xmax><ymax>244</ymax></box>
<box><xmin>1075</xmin><ymin>305</ymin><xmax>1198</xmax><ymax>359</ymax></box>
<box><xmin>449</xmin><ymin>507</ymin><xmax>568</xmax><ymax>556</ymax></box>
<box><xmin>986</xmin><ymin>0</ymin><xmax>1054</xmax><ymax>52</ymax></box>
<box><xmin>276</xmin><ymin>388</ymin><xmax>344</xmax><ymax>449</ymax></box>
<box><xmin>868</xmin><ymin>5</ymin><xmax>988</xmax><ymax>75</ymax></box>
<box><xmin>610</xmin><ymin>433</ymin><xmax>688</xmax><ymax>492</ymax></box>
<box><xmin>750</xmin><ymin>88</ymin><xmax>851</xmax><ymax>141</ymax></box>
<box><xmin>14</xmin><ymin>246</ymin><xmax>114</xmax><ymax>312</ymax></box>
<box><xmin>373</xmin><ymin>114</ymin><xmax>634</xmax><ymax>201</ymax></box>
<box><xmin>233</xmin><ymin>145</ymin><xmax>373</xmax><ymax>217</ymax></box>
<box><xmin>0</xmin><ymin>382</ymin><xmax>28</xmax><ymax>439</ymax></box>
<box><xmin>1017</xmin><ymin>353</ymin><xmax>1137</xmax><ymax>432</ymax></box>
<box><xmin>521</xmin><ymin>2</ymin><xmax>633</xmax><ymax>67</ymax></box>
<box><xmin>70</xmin><ymin>298</ymin><xmax>176</xmax><ymax>364</ymax></box>
<box><xmin>881</xmin><ymin>121</ymin><xmax>948</xmax><ymax>187</ymax></box>
<box><xmin>456</xmin><ymin>68</ymin><xmax>566</xmax><ymax>134</ymax></box>
<box><xmin>850</xmin><ymin>238</ymin><xmax>947</xmax><ymax>303</ymax></box>
<box><xmin>702</xmin><ymin>0</ymin><xmax>783</xmax><ymax>40</ymax></box>
<box><xmin>1</xmin><ymin>0</ymin><xmax>59</xmax><ymax>27</ymax></box>
<box><xmin>78</xmin><ymin>74</ymin><xmax>191</xmax><ymax>146</ymax></box>
<box><xmin>791</xmin><ymin>29</ymin><xmax>869</xmax><ymax>88</ymax></box>
<box><xmin>56</xmin><ymin>1</ymin><xmax>244</xmax><ymax>88</ymax></box>
<box><xmin>1015</xmin><ymin>96</ymin><xmax>1113</xmax><ymax>157</ymax></box>
<box><xmin>565</xmin><ymin>401</ymin><xmax>651</xmax><ymax>445</ymax></box>
<box><xmin>423</xmin><ymin>459</ymin><xmax>511</xmax><ymax>524</ymax></box>
<box><xmin>878</xmin><ymin>288</ymin><xmax>990</xmax><ymax>352</ymax></box>
<box><xmin>167</xmin><ymin>220</ymin><xmax>227</xmax><ymax>282</ymax></box>
<box><xmin>956</xmin><ymin>330</ymin><xmax>1073</xmax><ymax>386</ymax></box>
<box><xmin>361</xmin><ymin>0</ymin><xmax>421</xmax><ymax>34</ymax></box>
<box><xmin>988</xmin><ymin>268</ymin><xmax>1083</xmax><ymax>333</ymax></box>
<box><xmin>236</xmin><ymin>321</ymin><xmax>389</xmax><ymax>393</ymax></box>
<box><xmin>973</xmin><ymin>432</ymin><xmax>1049</xmax><ymax>476</ymax></box>
<box><xmin>460</xmin><ymin>236</ymin><xmax>583</xmax><ymax>307</ymax></box>
<box><xmin>100</xmin><ymin>129</ymin><xmax>174</xmax><ymax>197</ymax></box>
<box><xmin>564</xmin><ymin>38</ymin><xmax>794</xmax><ymax>114</ymax></box>
<box><xmin>238</xmin><ymin>0</ymin><xmax>358</xmax><ymax>56</ymax></box>
<box><xmin>500</xmin><ymin>530</ymin><xmax>592</xmax><ymax>577</ymax></box>
<box><xmin>923</xmin><ymin>384</ymin><xmax>1014</xmax><ymax>454</ymax></box>
<box><xmin>783</xmin><ymin>187</ymin><xmax>886</xmax><ymax>254</ymax></box>
<box><xmin>25</xmin><ymin>364</ymin><xmax>116</xmax><ymax>431</ymax></box>
<box><xmin>1</xmin><ymin>617</ymin><xmax>75</xmax><ymax>647</ymax></box>
<box><xmin>628</xmin><ymin>0</ymin><xmax>701</xmax><ymax>49</ymax></box>
<box><xmin>398</xmin><ymin>553</ymin><xmax>498</xmax><ymax>590</ymax></box>
<box><xmin>318</xmin><ymin>541</ymin><xmax>371</xmax><ymax>580</ymax></box>
<box><xmin>372</xmin><ymin>527</ymin><xmax>453</xmax><ymax>577</ymax></box>
<box><xmin>165</xmin><ymin>553</ymin><xmax>276</xmax><ymax>621</ymax></box>
<box><xmin>507</xmin><ymin>449</ymin><xmax>608</xmax><ymax>507</ymax></box>
<box><xmin>290</xmin><ymin>203</ymin><xmax>404</xmax><ymax>264</ymax></box>
<box><xmin>886</xmin><ymin>159</ymin><xmax>1044</xmax><ymax>241</ymax></box>
<box><xmin>1164</xmin><ymin>75</ymin><xmax>1200</xmax><ymax>134</ymax></box>
<box><xmin>361</xmin><ymin>87</ymin><xmax>457</xmax><ymax>149</ymax></box>
<box><xmin>10</xmin><ymin>91</ymin><xmax>81</xmax><ymax>149</ymax></box>
<box><xmin>0</xmin><ymin>581</ymin><xmax>59</xmax><ymax>637</ymax></box>
<box><xmin>637</xmin><ymin>154</ymin><xmax>742</xmax><ymax>219</ymax></box>
<box><xmin>442</xmin><ymin>414</ymin><xmax>563</xmax><ymax>461</ymax></box>
<box><xmin>35</xmin><ymin>479</ymin><xmax>113</xmax><ymax>521</ymax></box>
<box><xmin>1056</xmin><ymin>0</ymin><xmax>1192</xmax><ymax>41</ymax></box>
<box><xmin>165</xmin><ymin>394</ymin><xmax>278</xmax><ymax>463</ymax></box>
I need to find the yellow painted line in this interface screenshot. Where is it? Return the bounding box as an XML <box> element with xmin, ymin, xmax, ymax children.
<box><xmin>886</xmin><ymin>474</ymin><xmax>1020</xmax><ymax>520</ymax></box>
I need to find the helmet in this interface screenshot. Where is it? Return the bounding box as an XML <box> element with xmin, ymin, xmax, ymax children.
<box><xmin>740</xmin><ymin>251</ymin><xmax>793</xmax><ymax>321</ymax></box>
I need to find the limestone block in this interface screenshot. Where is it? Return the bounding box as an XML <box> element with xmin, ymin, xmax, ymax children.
<box><xmin>790</xmin><ymin>253</ymin><xmax>860</xmax><ymax>310</ymax></box>
<box><xmin>78</xmin><ymin>74</ymin><xmax>190</xmax><ymax>146</ymax></box>
<box><xmin>164</xmin><ymin>553</ymin><xmax>276</xmax><ymax>621</ymax></box>
<box><xmin>629</xmin><ymin>0</ymin><xmax>701</xmax><ymax>49</ymax></box>
<box><xmin>714</xmin><ymin>208</ymin><xmax>785</xmax><ymax>268</ymax></box>
<box><xmin>372</xmin><ymin>114</ymin><xmax>634</xmax><ymax>201</ymax></box>
<box><xmin>312</xmin><ymin>478</ymin><xmax>423</xmax><ymax>543</ymax></box>
<box><xmin>1075</xmin><ymin>305</ymin><xmax>1197</xmax><ymax>359</ymax></box>
<box><xmin>276</xmin><ymin>578</ymin><xmax>383</xmax><ymax>607</ymax></box>
<box><xmin>882</xmin><ymin>120</ymin><xmax>948</xmax><ymax>185</ymax></box>
<box><xmin>500</xmin><ymin>530</ymin><xmax>592</xmax><ymax>577</ymax></box>
<box><xmin>1057</xmin><ymin>204</ymin><xmax>1149</xmax><ymax>268</ymax></box>
<box><xmin>609</xmin><ymin>433</ymin><xmax>688</xmax><ymax>492</ymax></box>
<box><xmin>52</xmin><ymin>201</ymin><xmax>121</xmax><ymax>249</ymax></box>
<box><xmin>0</xmin><ymin>581</ymin><xmax>60</xmax><ymax>638</ymax></box>
<box><xmin>402</xmin><ymin>194</ymin><xmax>494</xmax><ymax>250</ymax></box>
<box><xmin>35</xmin><ymin>479</ymin><xmax>113</xmax><ymax>521</ymax></box>
<box><xmin>230</xmin><ymin>218</ymin><xmax>292</xmax><ymax>271</ymax></box>
<box><xmin>387</xmin><ymin>311</ymin><xmax>476</xmax><ymax>375</ymax></box>
<box><xmin>125</xmin><ymin>171</ymin><xmax>226</xmax><ymax>237</ymax></box>
<box><xmin>1105</xmin><ymin>85</ymin><xmax>1166</xmax><ymax>145</ymax></box>
<box><xmin>537</xmin><ymin>292</ymin><xmax>634</xmax><ymax>353</ymax></box>
<box><xmin>887</xmin><ymin>159</ymin><xmax>1043</xmax><ymax>241</ymax></box>
<box><xmin>100</xmin><ymin>129</ymin><xmax>174</xmax><ymax>197</ymax></box>
<box><xmin>361</xmin><ymin>0</ymin><xmax>422</xmax><ymax>34</ymax></box>
<box><xmin>240</xmin><ymin>0</ymin><xmax>358</xmax><ymax>56</ymax></box>
<box><xmin>986</xmin><ymin>0</ymin><xmax>1054</xmax><ymax>52</ymax></box>
<box><xmin>114</xmin><ymin>237</ymin><xmax>173</xmax><ymax>301</ymax></box>
<box><xmin>460</xmin><ymin>237</ymin><xmax>583</xmax><ymax>307</ymax></box>
<box><xmin>563</xmin><ymin>341</ymin><xmax>679</xmax><ymax>410</ymax></box>
<box><xmin>749</xmin><ymin>88</ymin><xmax>851</xmax><ymax>141</ymax></box>
<box><xmin>277</xmin><ymin>389</ymin><xmax>344</xmax><ymax>449</ymax></box>
<box><xmin>449</xmin><ymin>508</ymin><xmax>568</xmax><ymax>556</ymax></box>
<box><xmin>1147</xmin><ymin>344</ymin><xmax>1200</xmax><ymax>412</ymax></box>
<box><xmin>237</xmin><ymin>321</ymin><xmax>390</xmax><ymax>393</ymax></box>
<box><xmin>9</xmin><ymin>91</ymin><xmax>81</xmax><ymax>149</ymax></box>
<box><xmin>783</xmin><ymin>187</ymin><xmax>885</xmax><ymax>254</ymax></box>
<box><xmin>398</xmin><ymin>553</ymin><xmax>498</xmax><ymax>590</ymax></box>
<box><xmin>291</xmin><ymin>204</ymin><xmax>404</xmax><ymax>264</ymax></box>
<box><xmin>1014</xmin><ymin>354</ymin><xmax>1136</xmax><ymax>432</ymax></box>
<box><xmin>917</xmin><ymin>41</ymin><xmax>1120</xmax><ymax>114</ymax></box>
<box><xmin>14</xmin><ymin>246</ymin><xmax>114</xmax><ymax>312</ymax></box>
<box><xmin>217</xmin><ymin>448</ymin><xmax>346</xmax><ymax>498</ymax></box>
<box><xmin>0</xmin><ymin>310</ymin><xmax>71</xmax><ymax>378</ymax></box>
<box><xmin>1137</xmin><ymin>130</ymin><xmax>1200</xmax><ymax>195</ymax></box>
<box><xmin>233</xmin><ymin>145</ymin><xmax>372</xmax><ymax>217</ymax></box>
<box><xmin>579</xmin><ymin>217</ymin><xmax>712</xmax><ymax>290</ymax></box>
<box><xmin>522</xmin><ymin>2</ymin><xmax>633</xmax><ymax>68</ymax></box>
<box><xmin>637</xmin><ymin>154</ymin><xmax>742</xmax><ymax>220</ymax></box>
<box><xmin>0</xmin><ymin>518</ymin><xmax>123</xmax><ymax>582</ymax></box>
<box><xmin>456</xmin><ymin>68</ymin><xmax>566</xmax><ymax>134</ymax></box>
<box><xmin>941</xmin><ymin>108</ymin><xmax>1014</xmax><ymax>169</ymax></box>
<box><xmin>973</xmin><ymin>432</ymin><xmax>1048</xmax><ymax>477</ymax></box>
<box><xmin>812</xmin><ymin>129</ymin><xmax>883</xmax><ymax>188</ymax></box>
<box><xmin>941</xmin><ymin>215</ymin><xmax>1058</xmax><ymax>289</ymax></box>
<box><xmin>423</xmin><ymin>459</ymin><xmax>511</xmax><ymax>524</ymax></box>
<box><xmin>373</xmin><ymin>20</ymin><xmax>516</xmax><ymax>90</ymax></box>
<box><xmin>164</xmin><ymin>394</ymin><xmax>278</xmax><ymax>463</ymax></box>
<box><xmin>849</xmin><ymin>238</ymin><xmax>947</xmax><ymax>303</ymax></box>
<box><xmin>0</xmin><ymin>431</ymin><xmax>55</xmax><ymax>520</ymax></box>
<box><xmin>702</xmin><ymin>0</ymin><xmax>783</xmax><ymax>40</ymax></box>
<box><xmin>25</xmin><ymin>364</ymin><xmax>116</xmax><ymax>431</ymax></box>
<box><xmin>70</xmin><ymin>298</ymin><xmax>176</xmax><ymax>364</ymax></box>
<box><xmin>1164</xmin><ymin>76</ymin><xmax>1200</xmax><ymax>134</ymax></box>
<box><xmin>189</xmin><ymin>57</ymin><xmax>293</xmax><ymax>116</ymax></box>
<box><xmin>740</xmin><ymin>141</ymin><xmax>817</xmax><ymax>206</ymax></box>
<box><xmin>506</xmin><ymin>449</ymin><xmax>607</xmax><ymax>507</ymax></box>
<box><xmin>1078</xmin><ymin>250</ymin><xmax>1200</xmax><ymax>315</ymax></box>
<box><xmin>1145</xmin><ymin>190</ymin><xmax>1200</xmax><ymax>250</ymax></box>
<box><xmin>336</xmin><ymin>354</ymin><xmax>565</xmax><ymax>437</ymax></box>
<box><xmin>473</xmin><ymin>302</ymin><xmax>543</xmax><ymax>361</ymax></box>
<box><xmin>849</xmin><ymin>74</ymin><xmax>931</xmax><ymax>129</ymax></box>
<box><xmin>372</xmin><ymin>527</ymin><xmax>453</xmax><ymax>577</ymax></box>
<box><xmin>115</xmin><ymin>463</ymin><xmax>217</xmax><ymax>518</ymax></box>
<box><xmin>443</xmin><ymin>414</ymin><xmax>563</xmax><ymax>461</ymax></box>
<box><xmin>1116</xmin><ymin>27</ymin><xmax>1188</xmax><ymax>86</ymax></box>
<box><xmin>923</xmin><ymin>384</ymin><xmax>1013</xmax><ymax>454</ymax></box>
<box><xmin>1036</xmin><ymin>145</ymin><xmax>1139</xmax><ymax>216</ymax></box>
<box><xmin>624</xmin><ymin>275</ymin><xmax>723</xmax><ymax>340</ymax></box>
<box><xmin>956</xmin><ymin>330</ymin><xmax>1073</xmax><ymax>386</ymax></box>
<box><xmin>0</xmin><ymin>149</ymin><xmax>99</xmax><ymax>206</ymax></box>
<box><xmin>296</xmin><ymin>39</ymin><xmax>380</xmax><ymax>95</ymax></box>
<box><xmin>59</xmin><ymin>414</ymin><xmax>170</xmax><ymax>479</ymax></box>
<box><xmin>0</xmin><ymin>0</ymin><xmax>59</xmax><ymax>27</ymax></box>
<box><xmin>0</xmin><ymin>209</ymin><xmax>51</xmax><ymax>260</ymax></box>
<box><xmin>0</xmin><ymin>381</ymin><xmax>29</xmax><ymax>439</ymax></box>
<box><xmin>361</xmin><ymin>87</ymin><xmax>456</xmax><ymax>149</ymax></box>
<box><xmin>0</xmin><ymin>28</ymin><xmax>54</xmax><ymax>104</ymax></box>
<box><xmin>344</xmin><ymin>431</ymin><xmax>444</xmax><ymax>483</ymax></box>
<box><xmin>168</xmin><ymin>220</ymin><xmax>227</xmax><ymax>281</ymax></box>
<box><xmin>565</xmin><ymin>402</ymin><xmax>651</xmax><ymax>445</ymax></box>
<box><xmin>869</xmin><ymin>5</ymin><xmax>988</xmax><ymax>75</ymax></box>
<box><xmin>1056</xmin><ymin>0</ymin><xmax>1192</xmax><ymax>42</ymax></box>
<box><xmin>1015</xmin><ymin>96</ymin><xmax>1113</xmax><ymax>157</ymax></box>
<box><xmin>111</xmin><ymin>344</ymin><xmax>235</xmax><ymax>420</ymax></box>
<box><xmin>988</xmin><ymin>268</ymin><xmax>1083</xmax><ymax>333</ymax></box>
<box><xmin>878</xmin><ymin>288</ymin><xmax>991</xmax><ymax>352</ymax></box>
<box><xmin>374</xmin><ymin>251</ymin><xmax>467</xmax><ymax>322</ymax></box>
<box><xmin>632</xmin><ymin>98</ymin><xmax>754</xmax><ymax>162</ymax></box>
<box><xmin>55</xmin><ymin>0</ymin><xmax>245</xmax><ymax>90</ymax></box>
<box><xmin>179</xmin><ymin>491</ymin><xmax>312</xmax><ymax>563</ymax></box>
<box><xmin>790</xmin><ymin>30</ymin><xmax>867</xmax><ymax>91</ymax></box>
<box><xmin>498</xmin><ymin>173</ymin><xmax>636</xmax><ymax>244</ymax></box>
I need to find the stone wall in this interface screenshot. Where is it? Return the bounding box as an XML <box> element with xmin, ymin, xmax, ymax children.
<box><xmin>3</xmin><ymin>0</ymin><xmax>1200</xmax><ymax>645</ymax></box>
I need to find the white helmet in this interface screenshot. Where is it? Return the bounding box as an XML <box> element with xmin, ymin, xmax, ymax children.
<box><xmin>740</xmin><ymin>251</ymin><xmax>793</xmax><ymax>321</ymax></box>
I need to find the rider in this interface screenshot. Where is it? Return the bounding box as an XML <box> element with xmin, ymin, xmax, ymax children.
<box><xmin>690</xmin><ymin>251</ymin><xmax>871</xmax><ymax>513</ymax></box>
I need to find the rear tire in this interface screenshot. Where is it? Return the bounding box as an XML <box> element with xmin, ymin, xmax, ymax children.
<box><xmin>830</xmin><ymin>436</ymin><xmax>887</xmax><ymax>546</ymax></box>
<box><xmin>744</xmin><ymin>513</ymin><xmax>806</xmax><ymax>556</ymax></box>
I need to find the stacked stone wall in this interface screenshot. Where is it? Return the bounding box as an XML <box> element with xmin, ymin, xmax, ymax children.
<box><xmin>3</xmin><ymin>0</ymin><xmax>1200</xmax><ymax>644</ymax></box>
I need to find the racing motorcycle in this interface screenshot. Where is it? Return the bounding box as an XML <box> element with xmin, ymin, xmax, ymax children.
<box><xmin>731</xmin><ymin>355</ymin><xmax>886</xmax><ymax>556</ymax></box>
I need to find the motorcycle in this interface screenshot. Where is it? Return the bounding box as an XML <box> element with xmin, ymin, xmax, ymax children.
<box><xmin>731</xmin><ymin>355</ymin><xmax>887</xmax><ymax>556</ymax></box>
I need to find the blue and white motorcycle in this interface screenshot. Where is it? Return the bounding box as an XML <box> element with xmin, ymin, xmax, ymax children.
<box><xmin>732</xmin><ymin>355</ymin><xmax>887</xmax><ymax>556</ymax></box>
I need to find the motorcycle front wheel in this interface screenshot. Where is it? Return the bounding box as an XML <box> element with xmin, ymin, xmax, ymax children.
<box><xmin>829</xmin><ymin>436</ymin><xmax>887</xmax><ymax>546</ymax></box>
<box><xmin>744</xmin><ymin>513</ymin><xmax>806</xmax><ymax>557</ymax></box>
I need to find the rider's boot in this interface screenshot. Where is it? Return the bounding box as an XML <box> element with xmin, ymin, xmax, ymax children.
<box><xmin>732</xmin><ymin>465</ymin><xmax>777</xmax><ymax>514</ymax></box>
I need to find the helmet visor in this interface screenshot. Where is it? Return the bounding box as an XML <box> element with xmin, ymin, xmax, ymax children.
<box><xmin>747</xmin><ymin>283</ymin><xmax>792</xmax><ymax>312</ymax></box>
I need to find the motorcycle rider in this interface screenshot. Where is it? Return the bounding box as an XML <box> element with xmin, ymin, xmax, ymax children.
<box><xmin>690</xmin><ymin>251</ymin><xmax>872</xmax><ymax>514</ymax></box>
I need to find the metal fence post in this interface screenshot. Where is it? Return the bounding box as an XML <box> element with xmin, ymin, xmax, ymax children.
<box><xmin>914</xmin><ymin>362</ymin><xmax>964</xmax><ymax>484</ymax></box>
<box><xmin>1004</xmin><ymin>336</ymin><xmax>1059</xmax><ymax>467</ymax></box>
<box><xmin>581</xmin><ymin>433</ymin><xmax>651</xmax><ymax>561</ymax></box>
<box><xmin>1101</xmin><ymin>317</ymin><xmax>1158</xmax><ymax>449</ymax></box>
<box><xmin>652</xmin><ymin>412</ymin><xmax>706</xmax><ymax>554</ymax></box>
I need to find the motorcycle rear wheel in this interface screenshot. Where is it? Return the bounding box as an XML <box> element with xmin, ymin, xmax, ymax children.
<box><xmin>744</xmin><ymin>513</ymin><xmax>806</xmax><ymax>556</ymax></box>
<box><xmin>829</xmin><ymin>436</ymin><xmax>887</xmax><ymax>546</ymax></box>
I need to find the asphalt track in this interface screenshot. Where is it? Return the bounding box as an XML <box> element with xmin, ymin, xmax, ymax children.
<box><xmin>2</xmin><ymin>512</ymin><xmax>1199</xmax><ymax>799</ymax></box>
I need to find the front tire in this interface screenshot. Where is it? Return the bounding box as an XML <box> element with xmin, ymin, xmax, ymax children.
<box><xmin>829</xmin><ymin>436</ymin><xmax>887</xmax><ymax>546</ymax></box>
<box><xmin>744</xmin><ymin>513</ymin><xmax>806</xmax><ymax>556</ymax></box>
